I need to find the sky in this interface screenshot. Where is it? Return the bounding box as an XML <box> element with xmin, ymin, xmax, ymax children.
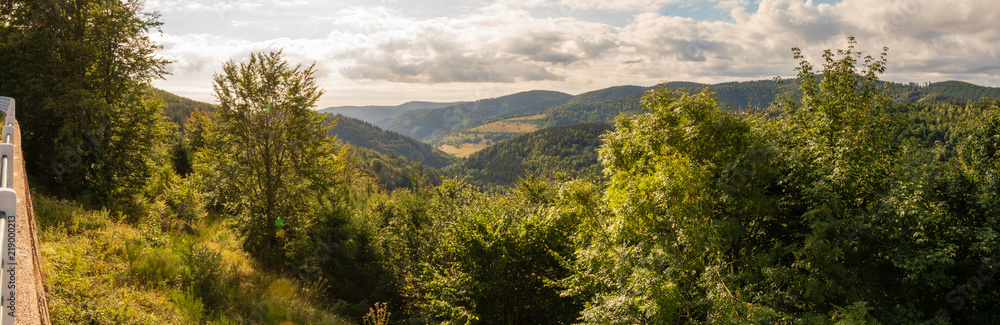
<box><xmin>145</xmin><ymin>0</ymin><xmax>1000</xmax><ymax>108</ymax></box>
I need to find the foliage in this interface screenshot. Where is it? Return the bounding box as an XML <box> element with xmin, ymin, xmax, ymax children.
<box><xmin>927</xmin><ymin>80</ymin><xmax>1000</xmax><ymax>101</ymax></box>
<box><xmin>370</xmin><ymin>177</ymin><xmax>583</xmax><ymax>324</ymax></box>
<box><xmin>447</xmin><ymin>123</ymin><xmax>612</xmax><ymax>188</ymax></box>
<box><xmin>566</xmin><ymin>85</ymin><xmax>780</xmax><ymax>323</ymax></box>
<box><xmin>363</xmin><ymin>302</ymin><xmax>391</xmax><ymax>325</ymax></box>
<box><xmin>380</xmin><ymin>90</ymin><xmax>572</xmax><ymax>141</ymax></box>
<box><xmin>0</xmin><ymin>0</ymin><xmax>171</xmax><ymax>212</ymax></box>
<box><xmin>204</xmin><ymin>49</ymin><xmax>336</xmax><ymax>264</ymax></box>
<box><xmin>328</xmin><ymin>113</ymin><xmax>458</xmax><ymax>169</ymax></box>
<box><xmin>147</xmin><ymin>87</ymin><xmax>217</xmax><ymax>129</ymax></box>
<box><xmin>379</xmin><ymin>78</ymin><xmax>996</xmax><ymax>161</ymax></box>
<box><xmin>37</xmin><ymin>194</ymin><xmax>350</xmax><ymax>325</ymax></box>
<box><xmin>897</xmin><ymin>98</ymin><xmax>1000</xmax><ymax>150</ymax></box>
<box><xmin>561</xmin><ymin>37</ymin><xmax>1000</xmax><ymax>324</ymax></box>
<box><xmin>348</xmin><ymin>144</ymin><xmax>445</xmax><ymax>191</ymax></box>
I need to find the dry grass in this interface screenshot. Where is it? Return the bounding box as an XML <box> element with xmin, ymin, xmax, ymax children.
<box><xmin>470</xmin><ymin>121</ymin><xmax>539</xmax><ymax>133</ymax></box>
<box><xmin>439</xmin><ymin>142</ymin><xmax>492</xmax><ymax>158</ymax></box>
<box><xmin>507</xmin><ymin>114</ymin><xmax>546</xmax><ymax>121</ymax></box>
<box><xmin>37</xmin><ymin>195</ymin><xmax>351</xmax><ymax>325</ymax></box>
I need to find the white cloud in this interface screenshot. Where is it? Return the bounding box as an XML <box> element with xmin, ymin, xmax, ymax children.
<box><xmin>146</xmin><ymin>0</ymin><xmax>1000</xmax><ymax>107</ymax></box>
<box><xmin>499</xmin><ymin>0</ymin><xmax>680</xmax><ymax>12</ymax></box>
<box><xmin>330</xmin><ymin>6</ymin><xmax>618</xmax><ymax>83</ymax></box>
<box><xmin>713</xmin><ymin>0</ymin><xmax>748</xmax><ymax>10</ymax></box>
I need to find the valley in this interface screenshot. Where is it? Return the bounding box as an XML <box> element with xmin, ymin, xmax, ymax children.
<box><xmin>157</xmin><ymin>78</ymin><xmax>1000</xmax><ymax>192</ymax></box>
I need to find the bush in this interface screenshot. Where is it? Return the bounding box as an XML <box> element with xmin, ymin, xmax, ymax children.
<box><xmin>170</xmin><ymin>288</ymin><xmax>205</xmax><ymax>323</ymax></box>
<box><xmin>130</xmin><ymin>245</ymin><xmax>184</xmax><ymax>287</ymax></box>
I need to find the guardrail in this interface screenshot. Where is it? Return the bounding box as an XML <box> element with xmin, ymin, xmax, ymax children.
<box><xmin>0</xmin><ymin>96</ymin><xmax>16</xmax><ymax>324</ymax></box>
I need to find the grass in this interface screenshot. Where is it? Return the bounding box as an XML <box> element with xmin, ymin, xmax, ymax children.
<box><xmin>437</xmin><ymin>114</ymin><xmax>548</xmax><ymax>156</ymax></box>
<box><xmin>37</xmin><ymin>194</ymin><xmax>354</xmax><ymax>325</ymax></box>
<box><xmin>469</xmin><ymin>120</ymin><xmax>539</xmax><ymax>133</ymax></box>
<box><xmin>439</xmin><ymin>142</ymin><xmax>492</xmax><ymax>158</ymax></box>
<box><xmin>507</xmin><ymin>114</ymin><xmax>547</xmax><ymax>121</ymax></box>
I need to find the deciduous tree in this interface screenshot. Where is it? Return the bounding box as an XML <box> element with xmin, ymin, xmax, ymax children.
<box><xmin>0</xmin><ymin>0</ymin><xmax>170</xmax><ymax>211</ymax></box>
<box><xmin>207</xmin><ymin>49</ymin><xmax>336</xmax><ymax>264</ymax></box>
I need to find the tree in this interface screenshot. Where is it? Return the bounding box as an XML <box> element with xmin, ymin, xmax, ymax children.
<box><xmin>563</xmin><ymin>85</ymin><xmax>783</xmax><ymax>323</ymax></box>
<box><xmin>561</xmin><ymin>37</ymin><xmax>1000</xmax><ymax>324</ymax></box>
<box><xmin>0</xmin><ymin>0</ymin><xmax>170</xmax><ymax>210</ymax></box>
<box><xmin>562</xmin><ymin>39</ymin><xmax>880</xmax><ymax>323</ymax></box>
<box><xmin>206</xmin><ymin>49</ymin><xmax>336</xmax><ymax>264</ymax></box>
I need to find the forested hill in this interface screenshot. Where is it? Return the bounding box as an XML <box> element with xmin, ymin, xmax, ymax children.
<box><xmin>406</xmin><ymin>81</ymin><xmax>787</xmax><ymax>154</ymax></box>
<box><xmin>148</xmin><ymin>87</ymin><xmax>215</xmax><ymax>128</ymax></box>
<box><xmin>379</xmin><ymin>90</ymin><xmax>572</xmax><ymax>141</ymax></box>
<box><xmin>346</xmin><ymin>144</ymin><xmax>446</xmax><ymax>190</ymax></box>
<box><xmin>445</xmin><ymin>123</ymin><xmax>612</xmax><ymax>187</ymax></box>
<box><xmin>319</xmin><ymin>100</ymin><xmax>464</xmax><ymax>124</ymax></box>
<box><xmin>541</xmin><ymin>79</ymin><xmax>799</xmax><ymax>126</ymax></box>
<box><xmin>326</xmin><ymin>114</ymin><xmax>458</xmax><ymax>169</ymax></box>
<box><xmin>472</xmin><ymin>79</ymin><xmax>1000</xmax><ymax>131</ymax></box>
<box><xmin>926</xmin><ymin>80</ymin><xmax>1000</xmax><ymax>100</ymax></box>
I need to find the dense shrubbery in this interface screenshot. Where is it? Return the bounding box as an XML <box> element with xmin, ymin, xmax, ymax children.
<box><xmin>557</xmin><ymin>40</ymin><xmax>1000</xmax><ymax>323</ymax></box>
<box><xmin>37</xmin><ymin>195</ymin><xmax>350</xmax><ymax>325</ymax></box>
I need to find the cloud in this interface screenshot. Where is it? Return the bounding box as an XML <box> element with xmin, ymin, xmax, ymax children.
<box><xmin>607</xmin><ymin>0</ymin><xmax>1000</xmax><ymax>85</ymax></box>
<box><xmin>333</xmin><ymin>6</ymin><xmax>617</xmax><ymax>83</ymax></box>
<box><xmin>502</xmin><ymin>0</ymin><xmax>680</xmax><ymax>12</ymax></box>
<box><xmin>146</xmin><ymin>0</ymin><xmax>1000</xmax><ymax>107</ymax></box>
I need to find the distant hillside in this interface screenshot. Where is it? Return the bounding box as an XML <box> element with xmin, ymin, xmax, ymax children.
<box><xmin>326</xmin><ymin>114</ymin><xmax>457</xmax><ymax>169</ymax></box>
<box><xmin>899</xmin><ymin>99</ymin><xmax>999</xmax><ymax>145</ymax></box>
<box><xmin>488</xmin><ymin>81</ymin><xmax>783</xmax><ymax>130</ymax></box>
<box><xmin>432</xmin><ymin>86</ymin><xmax>647</xmax><ymax>157</ymax></box>
<box><xmin>927</xmin><ymin>81</ymin><xmax>1000</xmax><ymax>100</ymax></box>
<box><xmin>320</xmin><ymin>101</ymin><xmax>464</xmax><ymax>124</ymax></box>
<box><xmin>446</xmin><ymin>123</ymin><xmax>612</xmax><ymax>188</ymax></box>
<box><xmin>709</xmin><ymin>79</ymin><xmax>789</xmax><ymax>110</ymax></box>
<box><xmin>567</xmin><ymin>85</ymin><xmax>647</xmax><ymax>105</ymax></box>
<box><xmin>379</xmin><ymin>90</ymin><xmax>572</xmax><ymax>141</ymax></box>
<box><xmin>542</xmin><ymin>92</ymin><xmax>646</xmax><ymax>127</ymax></box>
<box><xmin>455</xmin><ymin>85</ymin><xmax>647</xmax><ymax>131</ymax></box>
<box><xmin>148</xmin><ymin>87</ymin><xmax>215</xmax><ymax>128</ymax></box>
<box><xmin>346</xmin><ymin>145</ymin><xmax>445</xmax><ymax>191</ymax></box>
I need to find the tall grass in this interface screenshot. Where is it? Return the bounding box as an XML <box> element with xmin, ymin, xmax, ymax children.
<box><xmin>37</xmin><ymin>194</ymin><xmax>353</xmax><ymax>324</ymax></box>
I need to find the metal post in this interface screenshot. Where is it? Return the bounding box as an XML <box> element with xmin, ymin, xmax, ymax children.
<box><xmin>0</xmin><ymin>156</ymin><xmax>6</xmax><ymax>189</ymax></box>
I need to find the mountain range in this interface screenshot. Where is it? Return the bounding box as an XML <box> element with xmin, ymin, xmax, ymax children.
<box><xmin>163</xmin><ymin>79</ymin><xmax>1000</xmax><ymax>189</ymax></box>
<box><xmin>319</xmin><ymin>101</ymin><xmax>464</xmax><ymax>125</ymax></box>
<box><xmin>325</xmin><ymin>114</ymin><xmax>457</xmax><ymax>169</ymax></box>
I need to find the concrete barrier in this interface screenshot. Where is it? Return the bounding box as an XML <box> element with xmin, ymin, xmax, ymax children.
<box><xmin>0</xmin><ymin>97</ymin><xmax>17</xmax><ymax>324</ymax></box>
<box><xmin>0</xmin><ymin>189</ymin><xmax>14</xmax><ymax>324</ymax></box>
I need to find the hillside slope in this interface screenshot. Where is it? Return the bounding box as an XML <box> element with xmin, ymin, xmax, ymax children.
<box><xmin>927</xmin><ymin>80</ymin><xmax>1000</xmax><ymax>100</ymax></box>
<box><xmin>326</xmin><ymin>114</ymin><xmax>457</xmax><ymax>169</ymax></box>
<box><xmin>148</xmin><ymin>87</ymin><xmax>215</xmax><ymax>128</ymax></box>
<box><xmin>445</xmin><ymin>123</ymin><xmax>612</xmax><ymax>188</ymax></box>
<box><xmin>379</xmin><ymin>90</ymin><xmax>572</xmax><ymax>141</ymax></box>
<box><xmin>319</xmin><ymin>101</ymin><xmax>464</xmax><ymax>125</ymax></box>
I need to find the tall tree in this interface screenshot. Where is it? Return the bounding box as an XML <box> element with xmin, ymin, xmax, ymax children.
<box><xmin>0</xmin><ymin>0</ymin><xmax>170</xmax><ymax>210</ymax></box>
<box><xmin>206</xmin><ymin>49</ymin><xmax>336</xmax><ymax>264</ymax></box>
